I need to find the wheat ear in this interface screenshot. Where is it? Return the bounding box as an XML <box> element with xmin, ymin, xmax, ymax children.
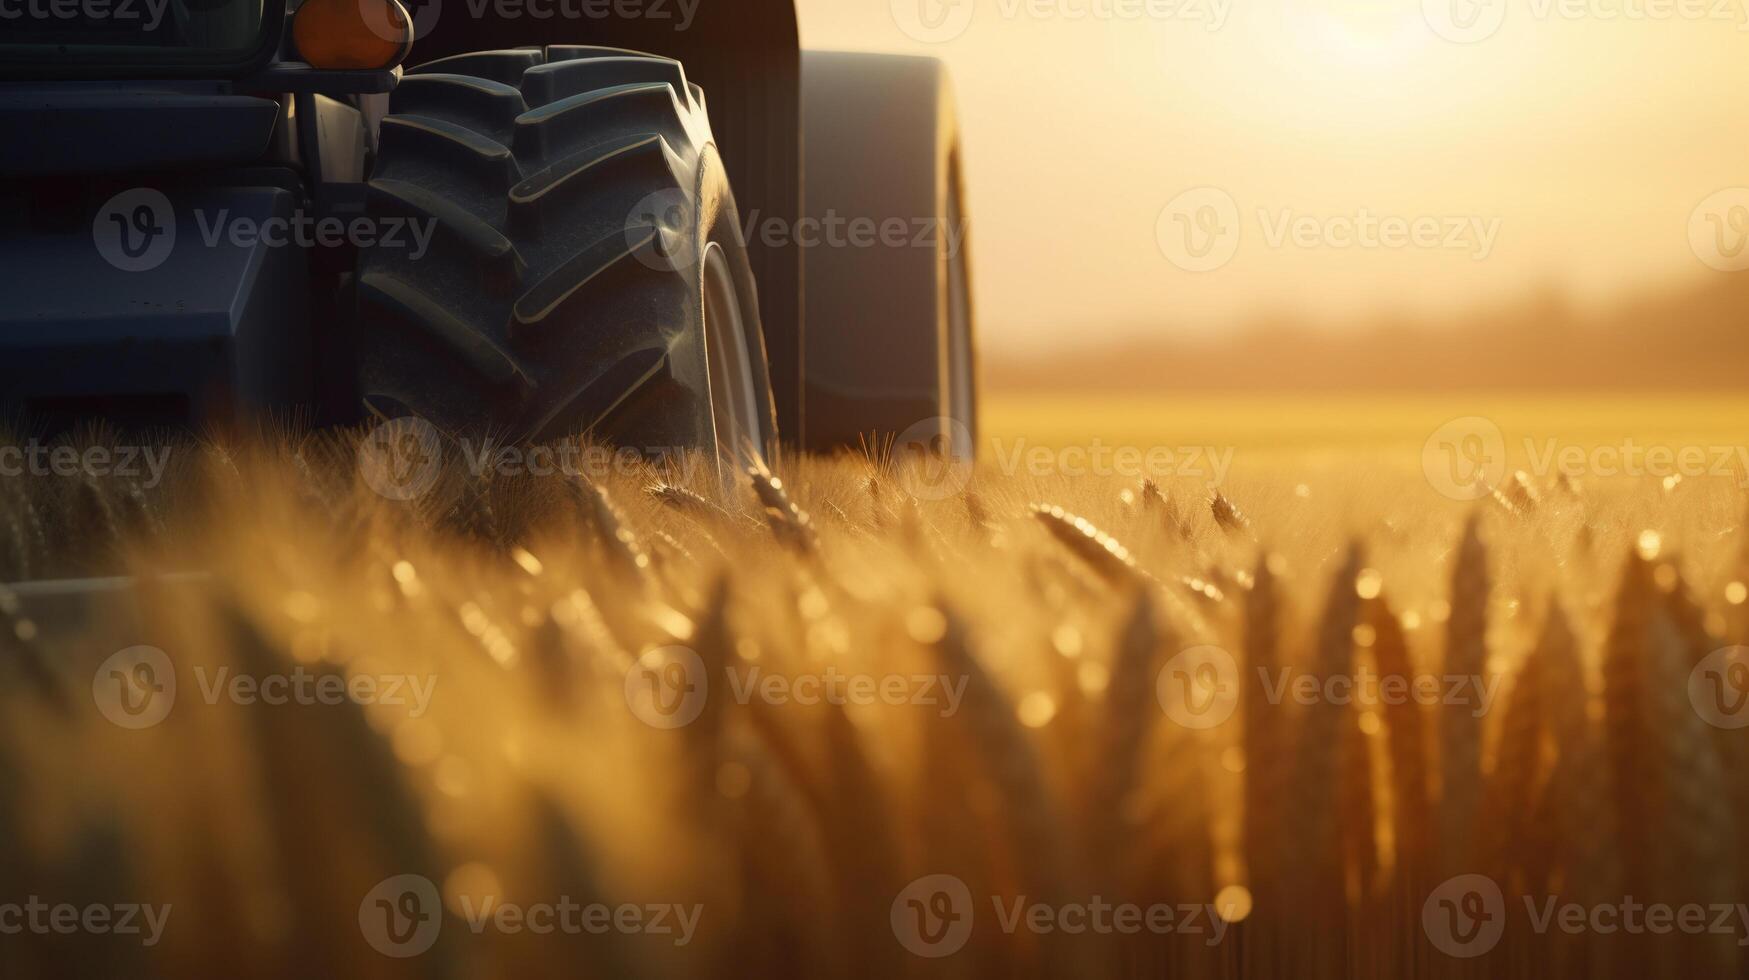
<box><xmin>746</xmin><ymin>464</ymin><xmax>819</xmax><ymax>555</ymax></box>
<box><xmin>1439</xmin><ymin>513</ymin><xmax>1489</xmax><ymax>876</ymax></box>
<box><xmin>566</xmin><ymin>474</ymin><xmax>652</xmax><ymax>586</ymax></box>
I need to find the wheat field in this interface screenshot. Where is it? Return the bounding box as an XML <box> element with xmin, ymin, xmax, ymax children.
<box><xmin>2</xmin><ymin>397</ymin><xmax>1748</xmax><ymax>978</ymax></box>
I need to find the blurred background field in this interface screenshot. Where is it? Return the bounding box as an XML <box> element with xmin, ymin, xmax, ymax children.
<box><xmin>984</xmin><ymin>390</ymin><xmax>1749</xmax><ymax>460</ymax></box>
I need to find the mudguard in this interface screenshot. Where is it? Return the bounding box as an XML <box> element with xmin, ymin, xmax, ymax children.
<box><xmin>799</xmin><ymin>52</ymin><xmax>977</xmax><ymax>455</ymax></box>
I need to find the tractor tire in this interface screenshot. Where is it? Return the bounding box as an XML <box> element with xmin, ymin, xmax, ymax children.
<box><xmin>355</xmin><ymin>45</ymin><xmax>777</xmax><ymax>466</ymax></box>
<box><xmin>799</xmin><ymin>51</ymin><xmax>977</xmax><ymax>460</ymax></box>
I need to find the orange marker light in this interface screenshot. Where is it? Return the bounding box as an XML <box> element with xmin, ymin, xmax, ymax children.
<box><xmin>291</xmin><ymin>0</ymin><xmax>415</xmax><ymax>71</ymax></box>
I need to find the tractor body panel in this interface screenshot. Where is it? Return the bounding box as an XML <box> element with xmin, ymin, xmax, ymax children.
<box><xmin>0</xmin><ymin>85</ymin><xmax>279</xmax><ymax>176</ymax></box>
<box><xmin>0</xmin><ymin>183</ymin><xmax>311</xmax><ymax>430</ymax></box>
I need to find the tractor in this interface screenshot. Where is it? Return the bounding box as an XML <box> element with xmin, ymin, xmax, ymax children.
<box><xmin>0</xmin><ymin>0</ymin><xmax>978</xmax><ymax>469</ymax></box>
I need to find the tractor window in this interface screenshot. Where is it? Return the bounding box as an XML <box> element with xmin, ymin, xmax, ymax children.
<box><xmin>0</xmin><ymin>0</ymin><xmax>268</xmax><ymax>69</ymax></box>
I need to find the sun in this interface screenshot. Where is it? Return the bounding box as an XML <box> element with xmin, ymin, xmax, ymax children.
<box><xmin>1285</xmin><ymin>0</ymin><xmax>1437</xmax><ymax>67</ymax></box>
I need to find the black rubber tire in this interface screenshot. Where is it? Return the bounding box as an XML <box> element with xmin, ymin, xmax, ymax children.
<box><xmin>799</xmin><ymin>51</ymin><xmax>978</xmax><ymax>459</ymax></box>
<box><xmin>355</xmin><ymin>45</ymin><xmax>778</xmax><ymax>459</ymax></box>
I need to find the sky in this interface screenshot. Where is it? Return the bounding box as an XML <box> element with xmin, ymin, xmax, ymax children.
<box><xmin>796</xmin><ymin>0</ymin><xmax>1749</xmax><ymax>353</ymax></box>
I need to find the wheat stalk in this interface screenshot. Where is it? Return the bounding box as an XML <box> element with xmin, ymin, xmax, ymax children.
<box><xmin>1439</xmin><ymin>513</ymin><xmax>1489</xmax><ymax>877</ymax></box>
